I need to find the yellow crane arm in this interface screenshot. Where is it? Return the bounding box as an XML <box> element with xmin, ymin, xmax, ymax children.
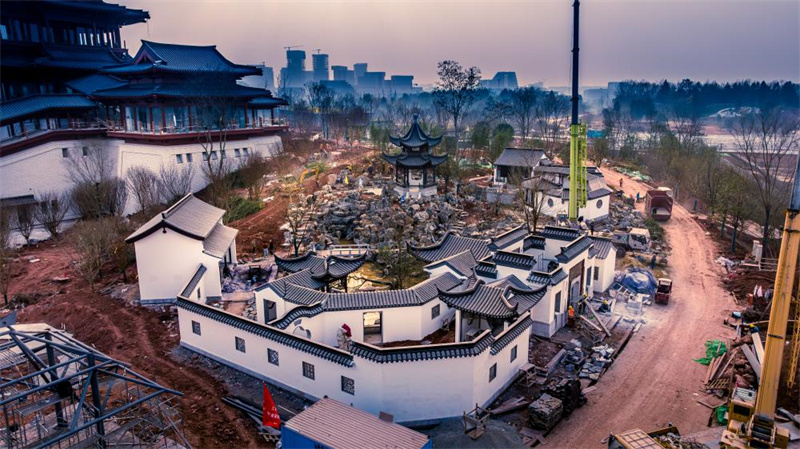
<box><xmin>755</xmin><ymin>156</ymin><xmax>800</xmax><ymax>417</ymax></box>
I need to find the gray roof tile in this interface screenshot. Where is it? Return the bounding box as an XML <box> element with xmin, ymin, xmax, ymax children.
<box><xmin>409</xmin><ymin>232</ymin><xmax>490</xmax><ymax>263</ymax></box>
<box><xmin>494</xmin><ymin>148</ymin><xmax>545</xmax><ymax>168</ymax></box>
<box><xmin>126</xmin><ymin>194</ymin><xmax>225</xmax><ymax>243</ymax></box>
<box><xmin>423</xmin><ymin>250</ymin><xmax>477</xmax><ymax>277</ymax></box>
<box><xmin>203</xmin><ymin>223</ymin><xmax>238</xmax><ymax>258</ymax></box>
<box><xmin>1</xmin><ymin>94</ymin><xmax>96</xmax><ymax>123</ymax></box>
<box><xmin>489</xmin><ymin>225</ymin><xmax>528</xmax><ymax>250</ymax></box>
<box><xmin>555</xmin><ymin>235</ymin><xmax>592</xmax><ymax>263</ymax></box>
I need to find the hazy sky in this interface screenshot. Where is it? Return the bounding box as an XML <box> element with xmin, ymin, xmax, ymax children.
<box><xmin>119</xmin><ymin>0</ymin><xmax>800</xmax><ymax>87</ymax></box>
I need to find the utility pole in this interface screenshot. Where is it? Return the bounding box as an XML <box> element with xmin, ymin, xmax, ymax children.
<box><xmin>568</xmin><ymin>0</ymin><xmax>588</xmax><ymax>220</ymax></box>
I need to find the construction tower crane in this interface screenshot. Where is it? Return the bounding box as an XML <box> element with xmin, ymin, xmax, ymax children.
<box><xmin>568</xmin><ymin>0</ymin><xmax>588</xmax><ymax>220</ymax></box>
<box><xmin>720</xmin><ymin>158</ymin><xmax>800</xmax><ymax>448</ymax></box>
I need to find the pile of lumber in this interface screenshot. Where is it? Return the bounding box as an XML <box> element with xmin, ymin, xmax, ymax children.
<box><xmin>704</xmin><ymin>333</ymin><xmax>762</xmax><ymax>394</ymax></box>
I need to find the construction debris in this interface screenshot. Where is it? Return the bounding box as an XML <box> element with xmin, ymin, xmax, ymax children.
<box><xmin>528</xmin><ymin>394</ymin><xmax>563</xmax><ymax>431</ymax></box>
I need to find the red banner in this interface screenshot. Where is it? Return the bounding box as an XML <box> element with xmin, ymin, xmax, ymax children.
<box><xmin>262</xmin><ymin>383</ymin><xmax>281</xmax><ymax>429</ymax></box>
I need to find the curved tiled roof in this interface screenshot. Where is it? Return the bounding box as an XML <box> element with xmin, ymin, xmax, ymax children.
<box><xmin>381</xmin><ymin>152</ymin><xmax>448</xmax><ymax>168</ymax></box>
<box><xmin>527</xmin><ymin>268</ymin><xmax>568</xmax><ymax>286</ymax></box>
<box><xmin>492</xmin><ymin>251</ymin><xmax>537</xmax><ymax>270</ymax></box>
<box><xmin>524</xmin><ymin>235</ymin><xmax>546</xmax><ymax>251</ymax></box>
<box><xmin>126</xmin><ymin>194</ymin><xmax>224</xmax><ymax>243</ymax></box>
<box><xmin>105</xmin><ymin>40</ymin><xmax>259</xmax><ymax>76</ymax></box>
<box><xmin>423</xmin><ymin>250</ymin><xmax>477</xmax><ymax>277</ymax></box>
<box><xmin>351</xmin><ymin>330</ymin><xmax>493</xmax><ymax>363</ymax></box>
<box><xmin>325</xmin><ymin>272</ymin><xmax>462</xmax><ymax>311</ymax></box>
<box><xmin>271</xmin><ymin>304</ymin><xmax>325</xmax><ymax>329</ymax></box>
<box><xmin>589</xmin><ymin>236</ymin><xmax>615</xmax><ymax>260</ymax></box>
<box><xmin>262</xmin><ymin>270</ymin><xmax>327</xmax><ymax>300</ymax></box>
<box><xmin>555</xmin><ymin>235</ymin><xmax>593</xmax><ymax>263</ymax></box>
<box><xmin>389</xmin><ymin>114</ymin><xmax>442</xmax><ymax>149</ymax></box>
<box><xmin>489</xmin><ymin>225</ymin><xmax>528</xmax><ymax>251</ymax></box>
<box><xmin>203</xmin><ymin>224</ymin><xmax>238</xmax><ymax>259</ymax></box>
<box><xmin>274</xmin><ymin>252</ymin><xmax>366</xmax><ymax>283</ymax></box>
<box><xmin>438</xmin><ymin>282</ymin><xmax>518</xmax><ymax>319</ymax></box>
<box><xmin>539</xmin><ymin>226</ymin><xmax>582</xmax><ymax>242</ymax></box>
<box><xmin>494</xmin><ymin>148</ymin><xmax>545</xmax><ymax>168</ymax></box>
<box><xmin>1</xmin><ymin>94</ymin><xmax>96</xmax><ymax>123</ymax></box>
<box><xmin>491</xmin><ymin>314</ymin><xmax>533</xmax><ymax>355</ymax></box>
<box><xmin>408</xmin><ymin>232</ymin><xmax>490</xmax><ymax>263</ymax></box>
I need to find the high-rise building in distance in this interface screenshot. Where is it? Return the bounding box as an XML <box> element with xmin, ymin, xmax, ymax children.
<box><xmin>312</xmin><ymin>53</ymin><xmax>329</xmax><ymax>82</ymax></box>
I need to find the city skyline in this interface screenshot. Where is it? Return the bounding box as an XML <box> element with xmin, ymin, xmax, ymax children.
<box><xmin>118</xmin><ymin>0</ymin><xmax>799</xmax><ymax>87</ymax></box>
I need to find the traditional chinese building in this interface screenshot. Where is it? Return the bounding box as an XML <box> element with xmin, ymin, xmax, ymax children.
<box><xmin>0</xmin><ymin>0</ymin><xmax>287</xmax><ymax>217</ymax></box>
<box><xmin>382</xmin><ymin>115</ymin><xmax>446</xmax><ymax>199</ymax></box>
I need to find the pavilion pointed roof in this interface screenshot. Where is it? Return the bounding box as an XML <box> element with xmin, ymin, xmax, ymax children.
<box><xmin>389</xmin><ymin>114</ymin><xmax>443</xmax><ymax>149</ymax></box>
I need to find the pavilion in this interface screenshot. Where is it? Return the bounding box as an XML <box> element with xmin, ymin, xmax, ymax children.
<box><xmin>382</xmin><ymin>115</ymin><xmax>447</xmax><ymax>199</ymax></box>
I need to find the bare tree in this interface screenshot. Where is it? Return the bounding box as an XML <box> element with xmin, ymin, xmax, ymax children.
<box><xmin>0</xmin><ymin>210</ymin><xmax>14</xmax><ymax>305</ymax></box>
<box><xmin>376</xmin><ymin>217</ymin><xmax>418</xmax><ymax>289</ymax></box>
<box><xmin>534</xmin><ymin>91</ymin><xmax>570</xmax><ymax>159</ymax></box>
<box><xmin>126</xmin><ymin>166</ymin><xmax>163</xmax><ymax>214</ymax></box>
<box><xmin>159</xmin><ymin>163</ymin><xmax>195</xmax><ymax>205</ymax></box>
<box><xmin>433</xmin><ymin>60</ymin><xmax>482</xmax><ymax>159</ymax></box>
<box><xmin>239</xmin><ymin>153</ymin><xmax>270</xmax><ymax>201</ymax></box>
<box><xmin>67</xmin><ymin>218</ymin><xmax>117</xmax><ymax>290</ymax></box>
<box><xmin>62</xmin><ymin>141</ymin><xmax>114</xmax><ymax>186</ymax></box>
<box><xmin>509</xmin><ymin>86</ymin><xmax>538</xmax><ymax>141</ymax></box>
<box><xmin>285</xmin><ymin>194</ymin><xmax>318</xmax><ymax>256</ymax></box>
<box><xmin>64</xmin><ymin>144</ymin><xmax>128</xmax><ymax>217</ymax></box>
<box><xmin>11</xmin><ymin>204</ymin><xmax>36</xmax><ymax>246</ymax></box>
<box><xmin>35</xmin><ymin>191</ymin><xmax>69</xmax><ymax>239</ymax></box>
<box><xmin>728</xmin><ymin>106</ymin><xmax>800</xmax><ymax>244</ymax></box>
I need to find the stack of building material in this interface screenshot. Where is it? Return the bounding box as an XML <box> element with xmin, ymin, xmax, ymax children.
<box><xmin>579</xmin><ymin>344</ymin><xmax>615</xmax><ymax>380</ymax></box>
<box><xmin>543</xmin><ymin>378</ymin><xmax>585</xmax><ymax>416</ymax></box>
<box><xmin>528</xmin><ymin>393</ymin><xmax>563</xmax><ymax>431</ymax></box>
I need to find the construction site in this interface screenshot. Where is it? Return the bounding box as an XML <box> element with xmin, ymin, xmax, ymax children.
<box><xmin>1</xmin><ymin>1</ymin><xmax>799</xmax><ymax>449</ymax></box>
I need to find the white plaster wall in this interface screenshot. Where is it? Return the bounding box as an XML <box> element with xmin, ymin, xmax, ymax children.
<box><xmin>593</xmin><ymin>251</ymin><xmax>617</xmax><ymax>293</ymax></box>
<box><xmin>537</xmin><ymin>193</ymin><xmax>610</xmax><ymax>222</ymax></box>
<box><xmin>134</xmin><ymin>230</ymin><xmax>204</xmax><ymax>301</ymax></box>
<box><xmin>177</xmin><ymin>306</ymin><xmax>533</xmax><ymax>423</ymax></box>
<box><xmin>118</xmin><ymin>135</ymin><xmax>283</xmax><ymax>214</ymax></box>
<box><xmin>0</xmin><ymin>138</ymin><xmax>121</xmax><ymax>212</ymax></box>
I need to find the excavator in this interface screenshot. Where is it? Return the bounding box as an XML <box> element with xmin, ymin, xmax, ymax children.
<box><xmin>717</xmin><ymin>158</ymin><xmax>800</xmax><ymax>448</ymax></box>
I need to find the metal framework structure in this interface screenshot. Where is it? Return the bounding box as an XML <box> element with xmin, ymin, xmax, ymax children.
<box><xmin>0</xmin><ymin>326</ymin><xmax>189</xmax><ymax>449</ymax></box>
<box><xmin>568</xmin><ymin>0</ymin><xmax>588</xmax><ymax>220</ymax></box>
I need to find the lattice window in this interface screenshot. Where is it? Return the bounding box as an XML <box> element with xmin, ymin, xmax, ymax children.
<box><xmin>191</xmin><ymin>321</ymin><xmax>201</xmax><ymax>336</ymax></box>
<box><xmin>268</xmin><ymin>348</ymin><xmax>279</xmax><ymax>366</ymax></box>
<box><xmin>235</xmin><ymin>336</ymin><xmax>246</xmax><ymax>353</ymax></box>
<box><xmin>431</xmin><ymin>304</ymin><xmax>441</xmax><ymax>319</ymax></box>
<box><xmin>341</xmin><ymin>376</ymin><xmax>355</xmax><ymax>395</ymax></box>
<box><xmin>489</xmin><ymin>363</ymin><xmax>497</xmax><ymax>382</ymax></box>
<box><xmin>510</xmin><ymin>345</ymin><xmax>518</xmax><ymax>362</ymax></box>
<box><xmin>303</xmin><ymin>362</ymin><xmax>315</xmax><ymax>380</ymax></box>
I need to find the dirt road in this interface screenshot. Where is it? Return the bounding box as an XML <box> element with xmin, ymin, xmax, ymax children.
<box><xmin>544</xmin><ymin>168</ymin><xmax>737</xmax><ymax>448</ymax></box>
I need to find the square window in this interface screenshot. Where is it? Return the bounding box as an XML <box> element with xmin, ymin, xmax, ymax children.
<box><xmin>186</xmin><ymin>153</ymin><xmax>193</xmax><ymax>163</ymax></box>
<box><xmin>510</xmin><ymin>345</ymin><xmax>518</xmax><ymax>362</ymax></box>
<box><xmin>489</xmin><ymin>363</ymin><xmax>497</xmax><ymax>382</ymax></box>
<box><xmin>235</xmin><ymin>336</ymin><xmax>246</xmax><ymax>353</ymax></box>
<box><xmin>341</xmin><ymin>376</ymin><xmax>355</xmax><ymax>395</ymax></box>
<box><xmin>302</xmin><ymin>361</ymin><xmax>315</xmax><ymax>380</ymax></box>
<box><xmin>202</xmin><ymin>152</ymin><xmax>209</xmax><ymax>161</ymax></box>
<box><xmin>242</xmin><ymin>148</ymin><xmax>249</xmax><ymax>156</ymax></box>
<box><xmin>176</xmin><ymin>154</ymin><xmax>183</xmax><ymax>164</ymax></box>
<box><xmin>82</xmin><ymin>146</ymin><xmax>88</xmax><ymax>156</ymax></box>
<box><xmin>431</xmin><ymin>304</ymin><xmax>440</xmax><ymax>319</ymax></box>
<box><xmin>211</xmin><ymin>151</ymin><xmax>218</xmax><ymax>160</ymax></box>
<box><xmin>234</xmin><ymin>148</ymin><xmax>241</xmax><ymax>158</ymax></box>
<box><xmin>61</xmin><ymin>148</ymin><xmax>69</xmax><ymax>158</ymax></box>
<box><xmin>191</xmin><ymin>320</ymin><xmax>201</xmax><ymax>336</ymax></box>
<box><xmin>268</xmin><ymin>348</ymin><xmax>279</xmax><ymax>366</ymax></box>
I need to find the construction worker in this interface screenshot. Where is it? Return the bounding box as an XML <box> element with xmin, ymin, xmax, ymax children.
<box><xmin>619</xmin><ymin>178</ymin><xmax>623</xmax><ymax>189</ymax></box>
<box><xmin>747</xmin><ymin>323</ymin><xmax>760</xmax><ymax>335</ymax></box>
<box><xmin>599</xmin><ymin>299</ymin><xmax>610</xmax><ymax>313</ymax></box>
<box><xmin>567</xmin><ymin>306</ymin><xmax>575</xmax><ymax>327</ymax></box>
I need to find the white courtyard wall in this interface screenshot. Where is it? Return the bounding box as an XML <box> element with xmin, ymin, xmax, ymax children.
<box><xmin>177</xmin><ymin>302</ymin><xmax>532</xmax><ymax>424</ymax></box>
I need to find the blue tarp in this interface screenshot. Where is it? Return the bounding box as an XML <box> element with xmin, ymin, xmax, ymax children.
<box><xmin>620</xmin><ymin>267</ymin><xmax>658</xmax><ymax>296</ymax></box>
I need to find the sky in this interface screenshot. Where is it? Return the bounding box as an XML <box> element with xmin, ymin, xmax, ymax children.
<box><xmin>119</xmin><ymin>0</ymin><xmax>800</xmax><ymax>87</ymax></box>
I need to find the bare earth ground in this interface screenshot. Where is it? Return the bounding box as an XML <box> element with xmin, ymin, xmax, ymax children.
<box><xmin>544</xmin><ymin>168</ymin><xmax>738</xmax><ymax>448</ymax></box>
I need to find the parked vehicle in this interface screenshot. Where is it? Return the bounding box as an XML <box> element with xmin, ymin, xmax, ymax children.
<box><xmin>611</xmin><ymin>228</ymin><xmax>652</xmax><ymax>256</ymax></box>
<box><xmin>654</xmin><ymin>278</ymin><xmax>673</xmax><ymax>305</ymax></box>
<box><xmin>645</xmin><ymin>189</ymin><xmax>673</xmax><ymax>221</ymax></box>
<box><xmin>608</xmin><ymin>426</ymin><xmax>681</xmax><ymax>449</ymax></box>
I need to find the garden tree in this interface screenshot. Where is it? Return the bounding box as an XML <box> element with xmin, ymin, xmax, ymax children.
<box><xmin>510</xmin><ymin>169</ymin><xmax>549</xmax><ymax>232</ymax></box>
<box><xmin>189</xmin><ymin>70</ymin><xmax>243</xmax><ymax>214</ymax></box>
<box><xmin>601</xmin><ymin>105</ymin><xmax>635</xmax><ymax>159</ymax></box>
<box><xmin>369</xmin><ymin>123</ymin><xmax>391</xmax><ymax>151</ymax></box>
<box><xmin>376</xmin><ymin>216</ymin><xmax>418</xmax><ymax>289</ymax></box>
<box><xmin>159</xmin><ymin>162</ymin><xmax>195</xmax><ymax>205</ymax></box>
<box><xmin>0</xmin><ymin>210</ymin><xmax>13</xmax><ymax>305</ymax></box>
<box><xmin>238</xmin><ymin>153</ymin><xmax>270</xmax><ymax>201</ymax></box>
<box><xmin>667</xmin><ymin>99</ymin><xmax>705</xmax><ymax>151</ymax></box>
<box><xmin>126</xmin><ymin>166</ymin><xmax>162</xmax><ymax>214</ymax></box>
<box><xmin>470</xmin><ymin>121</ymin><xmax>491</xmax><ymax>151</ymax></box>
<box><xmin>63</xmin><ymin>143</ymin><xmax>128</xmax><ymax>217</ymax></box>
<box><xmin>108</xmin><ymin>218</ymin><xmax>136</xmax><ymax>282</ymax></box>
<box><xmin>508</xmin><ymin>86</ymin><xmax>538</xmax><ymax>140</ymax></box>
<box><xmin>66</xmin><ymin>218</ymin><xmax>118</xmax><ymax>290</ymax></box>
<box><xmin>489</xmin><ymin>123</ymin><xmax>514</xmax><ymax>162</ymax></box>
<box><xmin>11</xmin><ymin>204</ymin><xmax>36</xmax><ymax>247</ymax></box>
<box><xmin>534</xmin><ymin>91</ymin><xmax>569</xmax><ymax>159</ymax></box>
<box><xmin>728</xmin><ymin>106</ymin><xmax>800</xmax><ymax>245</ymax></box>
<box><xmin>433</xmin><ymin>60</ymin><xmax>482</xmax><ymax>158</ymax></box>
<box><xmin>590</xmin><ymin>137</ymin><xmax>611</xmax><ymax>166</ymax></box>
<box><xmin>285</xmin><ymin>193</ymin><xmax>318</xmax><ymax>256</ymax></box>
<box><xmin>718</xmin><ymin>168</ymin><xmax>757</xmax><ymax>252</ymax></box>
<box><xmin>307</xmin><ymin>82</ymin><xmax>334</xmax><ymax>138</ymax></box>
<box><xmin>483</xmin><ymin>95</ymin><xmax>512</xmax><ymax>127</ymax></box>
<box><xmin>695</xmin><ymin>148</ymin><xmax>725</xmax><ymax>217</ymax></box>
<box><xmin>34</xmin><ymin>191</ymin><xmax>69</xmax><ymax>239</ymax></box>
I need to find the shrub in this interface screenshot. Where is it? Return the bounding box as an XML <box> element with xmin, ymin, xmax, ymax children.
<box><xmin>226</xmin><ymin>197</ymin><xmax>261</xmax><ymax>222</ymax></box>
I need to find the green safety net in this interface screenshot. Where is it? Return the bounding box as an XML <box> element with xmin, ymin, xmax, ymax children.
<box><xmin>693</xmin><ymin>340</ymin><xmax>727</xmax><ymax>365</ymax></box>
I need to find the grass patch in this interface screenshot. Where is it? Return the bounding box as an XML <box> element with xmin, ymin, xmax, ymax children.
<box><xmin>227</xmin><ymin>196</ymin><xmax>262</xmax><ymax>222</ymax></box>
